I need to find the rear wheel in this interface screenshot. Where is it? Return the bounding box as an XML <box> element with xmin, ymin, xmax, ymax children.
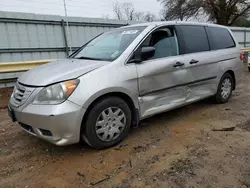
<box><xmin>215</xmin><ymin>73</ymin><xmax>233</xmax><ymax>104</ymax></box>
<box><xmin>82</xmin><ymin>97</ymin><xmax>132</xmax><ymax>149</ymax></box>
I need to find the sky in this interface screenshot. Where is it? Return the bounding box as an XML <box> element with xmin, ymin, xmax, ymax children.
<box><xmin>1</xmin><ymin>0</ymin><xmax>162</xmax><ymax>19</ymax></box>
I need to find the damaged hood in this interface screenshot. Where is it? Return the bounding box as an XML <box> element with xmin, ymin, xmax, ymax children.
<box><xmin>18</xmin><ymin>59</ymin><xmax>110</xmax><ymax>86</ymax></box>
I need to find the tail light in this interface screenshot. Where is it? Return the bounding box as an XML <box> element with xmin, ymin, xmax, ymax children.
<box><xmin>240</xmin><ymin>52</ymin><xmax>244</xmax><ymax>62</ymax></box>
<box><xmin>240</xmin><ymin>53</ymin><xmax>244</xmax><ymax>61</ymax></box>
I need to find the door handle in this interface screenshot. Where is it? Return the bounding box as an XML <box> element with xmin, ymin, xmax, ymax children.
<box><xmin>173</xmin><ymin>61</ymin><xmax>185</xmax><ymax>68</ymax></box>
<box><xmin>190</xmin><ymin>59</ymin><xmax>199</xmax><ymax>64</ymax></box>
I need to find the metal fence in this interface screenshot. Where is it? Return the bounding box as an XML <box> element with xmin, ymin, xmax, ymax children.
<box><xmin>230</xmin><ymin>27</ymin><xmax>250</xmax><ymax>47</ymax></box>
<box><xmin>1</xmin><ymin>11</ymin><xmax>250</xmax><ymax>63</ymax></box>
<box><xmin>0</xmin><ymin>11</ymin><xmax>133</xmax><ymax>62</ymax></box>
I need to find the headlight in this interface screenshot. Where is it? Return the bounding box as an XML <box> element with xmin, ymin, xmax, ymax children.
<box><xmin>33</xmin><ymin>79</ymin><xmax>79</xmax><ymax>105</ymax></box>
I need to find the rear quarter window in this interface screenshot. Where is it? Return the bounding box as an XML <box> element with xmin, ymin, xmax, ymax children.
<box><xmin>205</xmin><ymin>27</ymin><xmax>236</xmax><ymax>50</ymax></box>
<box><xmin>175</xmin><ymin>25</ymin><xmax>210</xmax><ymax>54</ymax></box>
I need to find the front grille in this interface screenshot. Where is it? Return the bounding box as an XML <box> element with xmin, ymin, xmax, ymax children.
<box><xmin>12</xmin><ymin>83</ymin><xmax>34</xmax><ymax>107</ymax></box>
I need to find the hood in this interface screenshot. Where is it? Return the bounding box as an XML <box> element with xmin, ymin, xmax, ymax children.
<box><xmin>18</xmin><ymin>59</ymin><xmax>110</xmax><ymax>86</ymax></box>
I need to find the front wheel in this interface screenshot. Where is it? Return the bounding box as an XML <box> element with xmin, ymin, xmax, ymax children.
<box><xmin>82</xmin><ymin>97</ymin><xmax>132</xmax><ymax>149</ymax></box>
<box><xmin>215</xmin><ymin>73</ymin><xmax>233</xmax><ymax>104</ymax></box>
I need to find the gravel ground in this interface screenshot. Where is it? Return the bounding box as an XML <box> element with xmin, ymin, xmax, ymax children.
<box><xmin>0</xmin><ymin>87</ymin><xmax>12</xmax><ymax>109</ymax></box>
<box><xmin>1</xmin><ymin>71</ymin><xmax>250</xmax><ymax>188</ymax></box>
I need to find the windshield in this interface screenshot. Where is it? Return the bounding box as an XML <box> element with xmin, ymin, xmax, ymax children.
<box><xmin>72</xmin><ymin>26</ymin><xmax>146</xmax><ymax>61</ymax></box>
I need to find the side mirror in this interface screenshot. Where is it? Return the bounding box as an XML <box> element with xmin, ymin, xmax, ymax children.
<box><xmin>127</xmin><ymin>46</ymin><xmax>155</xmax><ymax>64</ymax></box>
<box><xmin>141</xmin><ymin>46</ymin><xmax>155</xmax><ymax>61</ymax></box>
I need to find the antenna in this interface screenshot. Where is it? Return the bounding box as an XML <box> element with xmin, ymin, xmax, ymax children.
<box><xmin>63</xmin><ymin>0</ymin><xmax>72</xmax><ymax>54</ymax></box>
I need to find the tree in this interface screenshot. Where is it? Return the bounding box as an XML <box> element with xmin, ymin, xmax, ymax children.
<box><xmin>102</xmin><ymin>14</ymin><xmax>110</xmax><ymax>19</ymax></box>
<box><xmin>159</xmin><ymin>0</ymin><xmax>200</xmax><ymax>21</ymax></box>
<box><xmin>113</xmin><ymin>1</ymin><xmax>123</xmax><ymax>20</ymax></box>
<box><xmin>231</xmin><ymin>16</ymin><xmax>250</xmax><ymax>27</ymax></box>
<box><xmin>134</xmin><ymin>12</ymin><xmax>145</xmax><ymax>21</ymax></box>
<box><xmin>144</xmin><ymin>12</ymin><xmax>156</xmax><ymax>22</ymax></box>
<box><xmin>112</xmin><ymin>1</ymin><xmax>156</xmax><ymax>21</ymax></box>
<box><xmin>122</xmin><ymin>3</ymin><xmax>135</xmax><ymax>21</ymax></box>
<box><xmin>158</xmin><ymin>0</ymin><xmax>250</xmax><ymax>26</ymax></box>
<box><xmin>204</xmin><ymin>0</ymin><xmax>250</xmax><ymax>25</ymax></box>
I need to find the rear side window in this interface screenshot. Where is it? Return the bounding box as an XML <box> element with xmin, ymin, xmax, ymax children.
<box><xmin>205</xmin><ymin>27</ymin><xmax>236</xmax><ymax>50</ymax></box>
<box><xmin>176</xmin><ymin>25</ymin><xmax>209</xmax><ymax>54</ymax></box>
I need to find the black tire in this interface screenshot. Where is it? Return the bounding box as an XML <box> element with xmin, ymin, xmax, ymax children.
<box><xmin>215</xmin><ymin>73</ymin><xmax>233</xmax><ymax>104</ymax></box>
<box><xmin>248</xmin><ymin>67</ymin><xmax>250</xmax><ymax>72</ymax></box>
<box><xmin>82</xmin><ymin>97</ymin><xmax>132</xmax><ymax>149</ymax></box>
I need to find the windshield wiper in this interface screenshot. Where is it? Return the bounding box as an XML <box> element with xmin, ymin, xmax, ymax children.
<box><xmin>74</xmin><ymin>56</ymin><xmax>103</xmax><ymax>61</ymax></box>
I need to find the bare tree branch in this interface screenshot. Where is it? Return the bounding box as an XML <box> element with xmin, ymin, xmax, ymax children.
<box><xmin>122</xmin><ymin>3</ymin><xmax>135</xmax><ymax>21</ymax></box>
<box><xmin>134</xmin><ymin>12</ymin><xmax>145</xmax><ymax>21</ymax></box>
<box><xmin>229</xmin><ymin>5</ymin><xmax>250</xmax><ymax>25</ymax></box>
<box><xmin>158</xmin><ymin>0</ymin><xmax>200</xmax><ymax>21</ymax></box>
<box><xmin>113</xmin><ymin>1</ymin><xmax>123</xmax><ymax>20</ymax></box>
<box><xmin>158</xmin><ymin>0</ymin><xmax>250</xmax><ymax>25</ymax></box>
<box><xmin>144</xmin><ymin>12</ymin><xmax>156</xmax><ymax>22</ymax></box>
<box><xmin>113</xmin><ymin>1</ymin><xmax>157</xmax><ymax>22</ymax></box>
<box><xmin>102</xmin><ymin>14</ymin><xmax>110</xmax><ymax>19</ymax></box>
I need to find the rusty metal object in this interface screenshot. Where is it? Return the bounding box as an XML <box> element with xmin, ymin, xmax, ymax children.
<box><xmin>0</xmin><ymin>59</ymin><xmax>56</xmax><ymax>73</ymax></box>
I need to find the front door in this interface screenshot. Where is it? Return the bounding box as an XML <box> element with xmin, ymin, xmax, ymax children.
<box><xmin>135</xmin><ymin>26</ymin><xmax>194</xmax><ymax>118</ymax></box>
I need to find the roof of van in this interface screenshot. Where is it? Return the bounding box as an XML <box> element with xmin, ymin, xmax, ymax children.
<box><xmin>123</xmin><ymin>21</ymin><xmax>229</xmax><ymax>29</ymax></box>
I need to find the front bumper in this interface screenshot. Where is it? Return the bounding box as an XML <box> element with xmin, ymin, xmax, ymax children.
<box><xmin>9</xmin><ymin>100</ymin><xmax>86</xmax><ymax>146</ymax></box>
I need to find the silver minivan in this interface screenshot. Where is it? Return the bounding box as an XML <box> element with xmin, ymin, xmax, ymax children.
<box><xmin>9</xmin><ymin>22</ymin><xmax>243</xmax><ymax>149</ymax></box>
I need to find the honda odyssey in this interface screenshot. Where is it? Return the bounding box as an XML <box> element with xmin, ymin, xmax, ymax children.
<box><xmin>9</xmin><ymin>21</ymin><xmax>244</xmax><ymax>149</ymax></box>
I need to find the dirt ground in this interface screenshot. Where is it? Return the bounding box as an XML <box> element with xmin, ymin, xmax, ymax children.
<box><xmin>1</xmin><ymin>71</ymin><xmax>250</xmax><ymax>188</ymax></box>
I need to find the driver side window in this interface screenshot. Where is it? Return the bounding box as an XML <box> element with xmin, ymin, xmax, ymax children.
<box><xmin>141</xmin><ymin>26</ymin><xmax>179</xmax><ymax>60</ymax></box>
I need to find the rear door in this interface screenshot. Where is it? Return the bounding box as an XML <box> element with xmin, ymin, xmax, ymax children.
<box><xmin>175</xmin><ymin>25</ymin><xmax>219</xmax><ymax>102</ymax></box>
<box><xmin>205</xmin><ymin>26</ymin><xmax>240</xmax><ymax>80</ymax></box>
